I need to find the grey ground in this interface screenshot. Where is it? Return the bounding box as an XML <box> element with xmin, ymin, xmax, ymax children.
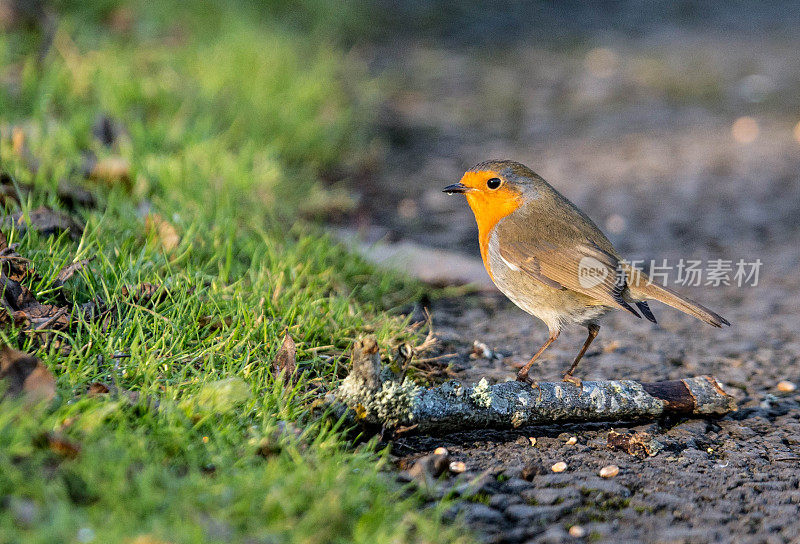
<box><xmin>348</xmin><ymin>3</ymin><xmax>800</xmax><ymax>543</ymax></box>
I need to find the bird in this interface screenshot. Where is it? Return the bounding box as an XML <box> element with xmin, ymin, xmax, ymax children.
<box><xmin>443</xmin><ymin>159</ymin><xmax>729</xmax><ymax>387</ymax></box>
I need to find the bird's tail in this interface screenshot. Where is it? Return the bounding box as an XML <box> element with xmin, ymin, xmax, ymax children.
<box><xmin>622</xmin><ymin>263</ymin><xmax>730</xmax><ymax>328</ymax></box>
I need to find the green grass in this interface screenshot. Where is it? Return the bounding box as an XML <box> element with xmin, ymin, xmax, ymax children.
<box><xmin>0</xmin><ymin>2</ymin><xmax>471</xmax><ymax>542</ymax></box>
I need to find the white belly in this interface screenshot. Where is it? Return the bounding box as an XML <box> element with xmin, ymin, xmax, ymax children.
<box><xmin>486</xmin><ymin>231</ymin><xmax>610</xmax><ymax>333</ymax></box>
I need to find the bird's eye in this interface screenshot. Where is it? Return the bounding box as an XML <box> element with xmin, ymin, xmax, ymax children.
<box><xmin>486</xmin><ymin>177</ymin><xmax>502</xmax><ymax>190</ymax></box>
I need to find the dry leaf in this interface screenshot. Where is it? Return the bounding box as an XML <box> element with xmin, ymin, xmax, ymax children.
<box><xmin>0</xmin><ymin>233</ymin><xmax>74</xmax><ymax>341</ymax></box>
<box><xmin>121</xmin><ymin>283</ymin><xmax>169</xmax><ymax>306</ymax></box>
<box><xmin>0</xmin><ymin>171</ymin><xmax>96</xmax><ymax>211</ymax></box>
<box><xmin>0</xmin><ymin>344</ymin><xmax>56</xmax><ymax>402</ymax></box>
<box><xmin>86</xmin><ymin>381</ymin><xmax>141</xmax><ymax>404</ymax></box>
<box><xmin>55</xmin><ymin>258</ymin><xmax>92</xmax><ymax>284</ymax></box>
<box><xmin>36</xmin><ymin>432</ymin><xmax>80</xmax><ymax>458</ymax></box>
<box><xmin>127</xmin><ymin>535</ymin><xmax>174</xmax><ymax>544</ymax></box>
<box><xmin>198</xmin><ymin>315</ymin><xmax>233</xmax><ymax>332</ymax></box>
<box><xmin>87</xmin><ymin>382</ymin><xmax>111</xmax><ymax>395</ymax></box>
<box><xmin>86</xmin><ymin>156</ymin><xmax>131</xmax><ymax>187</ymax></box>
<box><xmin>3</xmin><ymin>206</ymin><xmax>84</xmax><ymax>240</ymax></box>
<box><xmin>274</xmin><ymin>334</ymin><xmax>296</xmax><ymax>382</ymax></box>
<box><xmin>607</xmin><ymin>430</ymin><xmax>663</xmax><ymax>458</ymax></box>
<box><xmin>56</xmin><ymin>181</ymin><xmax>96</xmax><ymax>210</ymax></box>
<box><xmin>145</xmin><ymin>213</ymin><xmax>180</xmax><ymax>252</ymax></box>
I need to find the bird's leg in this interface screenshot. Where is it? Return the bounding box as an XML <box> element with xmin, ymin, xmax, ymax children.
<box><xmin>516</xmin><ymin>330</ymin><xmax>560</xmax><ymax>385</ymax></box>
<box><xmin>562</xmin><ymin>323</ymin><xmax>600</xmax><ymax>388</ymax></box>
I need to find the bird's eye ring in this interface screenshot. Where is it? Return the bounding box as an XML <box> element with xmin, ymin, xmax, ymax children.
<box><xmin>486</xmin><ymin>177</ymin><xmax>502</xmax><ymax>190</ymax></box>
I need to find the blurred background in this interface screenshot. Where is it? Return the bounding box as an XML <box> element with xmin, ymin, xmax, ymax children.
<box><xmin>4</xmin><ymin>0</ymin><xmax>800</xmax><ymax>261</ymax></box>
<box><xmin>355</xmin><ymin>0</ymin><xmax>800</xmax><ymax>264</ymax></box>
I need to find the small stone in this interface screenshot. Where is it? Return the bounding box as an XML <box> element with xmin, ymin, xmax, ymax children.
<box><xmin>434</xmin><ymin>447</ymin><xmax>449</xmax><ymax>456</ymax></box>
<box><xmin>449</xmin><ymin>461</ymin><xmax>466</xmax><ymax>474</ymax></box>
<box><xmin>551</xmin><ymin>461</ymin><xmax>568</xmax><ymax>473</ymax></box>
<box><xmin>529</xmin><ymin>436</ymin><xmax>537</xmax><ymax>446</ymax></box>
<box><xmin>599</xmin><ymin>464</ymin><xmax>620</xmax><ymax>478</ymax></box>
<box><xmin>565</xmin><ymin>436</ymin><xmax>577</xmax><ymax>445</ymax></box>
<box><xmin>569</xmin><ymin>525</ymin><xmax>586</xmax><ymax>538</ymax></box>
<box><xmin>777</xmin><ymin>381</ymin><xmax>797</xmax><ymax>393</ymax></box>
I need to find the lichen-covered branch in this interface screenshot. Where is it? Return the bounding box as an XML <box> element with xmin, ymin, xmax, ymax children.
<box><xmin>334</xmin><ymin>337</ymin><xmax>737</xmax><ymax>435</ymax></box>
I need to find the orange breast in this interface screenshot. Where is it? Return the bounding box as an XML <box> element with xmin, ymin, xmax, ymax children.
<box><xmin>464</xmin><ymin>188</ymin><xmax>523</xmax><ymax>280</ymax></box>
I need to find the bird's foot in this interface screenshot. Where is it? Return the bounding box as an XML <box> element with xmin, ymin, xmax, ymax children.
<box><xmin>562</xmin><ymin>374</ymin><xmax>583</xmax><ymax>389</ymax></box>
<box><xmin>516</xmin><ymin>372</ymin><xmax>539</xmax><ymax>389</ymax></box>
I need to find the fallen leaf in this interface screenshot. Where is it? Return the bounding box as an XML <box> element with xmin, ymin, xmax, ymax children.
<box><xmin>85</xmin><ymin>155</ymin><xmax>131</xmax><ymax>188</ymax></box>
<box><xmin>0</xmin><ymin>171</ymin><xmax>96</xmax><ymax>211</ymax></box>
<box><xmin>87</xmin><ymin>382</ymin><xmax>111</xmax><ymax>395</ymax></box>
<box><xmin>274</xmin><ymin>333</ymin><xmax>296</xmax><ymax>382</ymax></box>
<box><xmin>35</xmin><ymin>431</ymin><xmax>80</xmax><ymax>458</ymax></box>
<box><xmin>607</xmin><ymin>430</ymin><xmax>663</xmax><ymax>458</ymax></box>
<box><xmin>56</xmin><ymin>180</ymin><xmax>96</xmax><ymax>210</ymax></box>
<box><xmin>0</xmin><ymin>344</ymin><xmax>56</xmax><ymax>402</ymax></box>
<box><xmin>145</xmin><ymin>213</ymin><xmax>180</xmax><ymax>252</ymax></box>
<box><xmin>11</xmin><ymin>126</ymin><xmax>25</xmax><ymax>156</ymax></box>
<box><xmin>126</xmin><ymin>536</ymin><xmax>173</xmax><ymax>544</ymax></box>
<box><xmin>198</xmin><ymin>315</ymin><xmax>233</xmax><ymax>332</ymax></box>
<box><xmin>0</xmin><ymin>233</ymin><xmax>74</xmax><ymax>340</ymax></box>
<box><xmin>3</xmin><ymin>206</ymin><xmax>84</xmax><ymax>240</ymax></box>
<box><xmin>86</xmin><ymin>381</ymin><xmax>141</xmax><ymax>404</ymax></box>
<box><xmin>55</xmin><ymin>258</ymin><xmax>92</xmax><ymax>284</ymax></box>
<box><xmin>121</xmin><ymin>283</ymin><xmax>169</xmax><ymax>306</ymax></box>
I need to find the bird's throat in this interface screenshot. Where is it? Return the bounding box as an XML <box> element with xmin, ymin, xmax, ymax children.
<box><xmin>465</xmin><ymin>191</ymin><xmax>523</xmax><ymax>278</ymax></box>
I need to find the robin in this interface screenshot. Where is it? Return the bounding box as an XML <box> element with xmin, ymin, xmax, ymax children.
<box><xmin>444</xmin><ymin>159</ymin><xmax>729</xmax><ymax>387</ymax></box>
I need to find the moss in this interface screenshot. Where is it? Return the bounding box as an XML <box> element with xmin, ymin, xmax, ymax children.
<box><xmin>338</xmin><ymin>374</ymin><xmax>421</xmax><ymax>427</ymax></box>
<box><xmin>470</xmin><ymin>378</ymin><xmax>492</xmax><ymax>408</ymax></box>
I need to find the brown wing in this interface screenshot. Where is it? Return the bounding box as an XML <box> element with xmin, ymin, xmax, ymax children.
<box><xmin>495</xmin><ymin>214</ymin><xmax>641</xmax><ymax>318</ymax></box>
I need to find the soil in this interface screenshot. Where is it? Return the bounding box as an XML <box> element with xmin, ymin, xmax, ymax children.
<box><xmin>349</xmin><ymin>3</ymin><xmax>800</xmax><ymax>543</ymax></box>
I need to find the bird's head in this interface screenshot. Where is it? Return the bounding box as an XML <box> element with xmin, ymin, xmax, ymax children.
<box><xmin>443</xmin><ymin>160</ymin><xmax>538</xmax><ymax>234</ymax></box>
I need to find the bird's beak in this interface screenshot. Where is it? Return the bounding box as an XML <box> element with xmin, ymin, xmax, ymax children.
<box><xmin>443</xmin><ymin>182</ymin><xmax>469</xmax><ymax>194</ymax></box>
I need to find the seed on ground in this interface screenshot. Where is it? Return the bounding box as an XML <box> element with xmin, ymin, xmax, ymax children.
<box><xmin>599</xmin><ymin>464</ymin><xmax>620</xmax><ymax>478</ymax></box>
<box><xmin>569</xmin><ymin>525</ymin><xmax>586</xmax><ymax>538</ymax></box>
<box><xmin>551</xmin><ymin>461</ymin><xmax>567</xmax><ymax>473</ymax></box>
<box><xmin>434</xmin><ymin>447</ymin><xmax>449</xmax><ymax>456</ymax></box>
<box><xmin>565</xmin><ymin>436</ymin><xmax>577</xmax><ymax>445</ymax></box>
<box><xmin>777</xmin><ymin>380</ymin><xmax>797</xmax><ymax>393</ymax></box>
<box><xmin>449</xmin><ymin>461</ymin><xmax>466</xmax><ymax>473</ymax></box>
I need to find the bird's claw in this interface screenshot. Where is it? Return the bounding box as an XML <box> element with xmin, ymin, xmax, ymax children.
<box><xmin>562</xmin><ymin>374</ymin><xmax>583</xmax><ymax>389</ymax></box>
<box><xmin>516</xmin><ymin>372</ymin><xmax>540</xmax><ymax>389</ymax></box>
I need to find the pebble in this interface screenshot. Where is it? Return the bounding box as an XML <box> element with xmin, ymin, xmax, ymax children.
<box><xmin>449</xmin><ymin>461</ymin><xmax>467</xmax><ymax>473</ymax></box>
<box><xmin>777</xmin><ymin>381</ymin><xmax>796</xmax><ymax>393</ymax></box>
<box><xmin>529</xmin><ymin>436</ymin><xmax>537</xmax><ymax>446</ymax></box>
<box><xmin>599</xmin><ymin>464</ymin><xmax>620</xmax><ymax>478</ymax></box>
<box><xmin>551</xmin><ymin>461</ymin><xmax>568</xmax><ymax>473</ymax></box>
<box><xmin>434</xmin><ymin>447</ymin><xmax>449</xmax><ymax>456</ymax></box>
<box><xmin>569</xmin><ymin>525</ymin><xmax>586</xmax><ymax>538</ymax></box>
<box><xmin>566</xmin><ymin>436</ymin><xmax>577</xmax><ymax>445</ymax></box>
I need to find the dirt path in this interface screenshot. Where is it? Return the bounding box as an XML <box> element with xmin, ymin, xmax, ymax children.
<box><xmin>348</xmin><ymin>4</ymin><xmax>800</xmax><ymax>542</ymax></box>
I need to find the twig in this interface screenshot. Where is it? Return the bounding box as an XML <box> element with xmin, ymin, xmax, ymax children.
<box><xmin>333</xmin><ymin>336</ymin><xmax>737</xmax><ymax>435</ymax></box>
